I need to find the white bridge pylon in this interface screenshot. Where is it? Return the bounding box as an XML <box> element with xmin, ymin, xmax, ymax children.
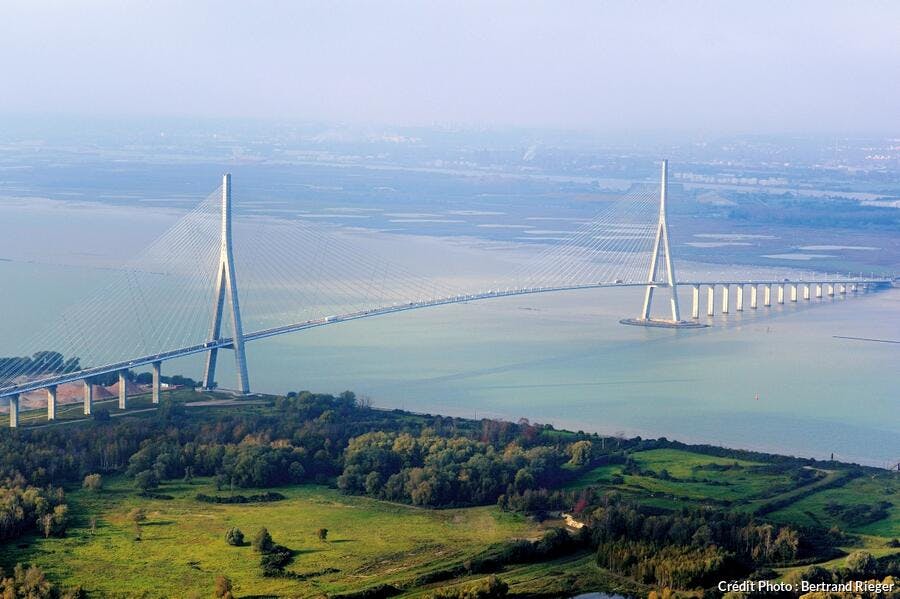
<box><xmin>640</xmin><ymin>160</ymin><xmax>681</xmax><ymax>323</ymax></box>
<box><xmin>621</xmin><ymin>159</ymin><xmax>705</xmax><ymax>329</ymax></box>
<box><xmin>202</xmin><ymin>174</ymin><xmax>250</xmax><ymax>394</ymax></box>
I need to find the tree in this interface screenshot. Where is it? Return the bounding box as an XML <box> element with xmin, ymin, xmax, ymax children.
<box><xmin>567</xmin><ymin>440</ymin><xmax>592</xmax><ymax>466</ymax></box>
<box><xmin>225</xmin><ymin>527</ymin><xmax>244</xmax><ymax>546</ymax></box>
<box><xmin>83</xmin><ymin>473</ymin><xmax>103</xmax><ymax>492</ymax></box>
<box><xmin>317</xmin><ymin>528</ymin><xmax>328</xmax><ymax>541</ymax></box>
<box><xmin>771</xmin><ymin>527</ymin><xmax>800</xmax><ymax>563</ymax></box>
<box><xmin>213</xmin><ymin>575</ymin><xmax>233</xmax><ymax>599</ymax></box>
<box><xmin>134</xmin><ymin>469</ymin><xmax>159</xmax><ymax>492</ymax></box>
<box><xmin>845</xmin><ymin>550</ymin><xmax>876</xmax><ymax>577</ymax></box>
<box><xmin>41</xmin><ymin>504</ymin><xmax>68</xmax><ymax>537</ymax></box>
<box><xmin>513</xmin><ymin>468</ymin><xmax>535</xmax><ymax>493</ymax></box>
<box><xmin>252</xmin><ymin>527</ymin><xmax>274</xmax><ymax>553</ymax></box>
<box><xmin>42</xmin><ymin>514</ymin><xmax>53</xmax><ymax>539</ymax></box>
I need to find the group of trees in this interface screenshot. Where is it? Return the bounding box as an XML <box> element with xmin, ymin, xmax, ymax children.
<box><xmin>426</xmin><ymin>575</ymin><xmax>508</xmax><ymax>599</ymax></box>
<box><xmin>0</xmin><ymin>564</ymin><xmax>83</xmax><ymax>599</ymax></box>
<box><xmin>251</xmin><ymin>527</ymin><xmax>294</xmax><ymax>577</ymax></box>
<box><xmin>336</xmin><ymin>431</ymin><xmax>579</xmax><ymax>507</ymax></box>
<box><xmin>0</xmin><ymin>351</ymin><xmax>80</xmax><ymax>385</ymax></box>
<box><xmin>0</xmin><ymin>482</ymin><xmax>68</xmax><ymax>543</ymax></box>
<box><xmin>784</xmin><ymin>551</ymin><xmax>900</xmax><ymax>592</ymax></box>
<box><xmin>582</xmin><ymin>493</ymin><xmax>810</xmax><ymax>589</ymax></box>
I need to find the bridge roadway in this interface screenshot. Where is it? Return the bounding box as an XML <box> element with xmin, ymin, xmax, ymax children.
<box><xmin>0</xmin><ymin>276</ymin><xmax>891</xmax><ymax>405</ymax></box>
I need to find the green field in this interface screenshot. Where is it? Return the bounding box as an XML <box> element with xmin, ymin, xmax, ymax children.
<box><xmin>566</xmin><ymin>448</ymin><xmax>798</xmax><ymax>506</ymax></box>
<box><xmin>4</xmin><ymin>477</ymin><xmax>547</xmax><ymax>598</ymax></box>
<box><xmin>767</xmin><ymin>472</ymin><xmax>900</xmax><ymax>537</ymax></box>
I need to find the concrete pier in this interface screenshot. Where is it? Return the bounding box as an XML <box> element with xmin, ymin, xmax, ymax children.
<box><xmin>736</xmin><ymin>285</ymin><xmax>744</xmax><ymax>311</ymax></box>
<box><xmin>827</xmin><ymin>283</ymin><xmax>834</xmax><ymax>297</ymax></box>
<box><xmin>750</xmin><ymin>285</ymin><xmax>758</xmax><ymax>309</ymax></box>
<box><xmin>707</xmin><ymin>285</ymin><xmax>715</xmax><ymax>316</ymax></box>
<box><xmin>691</xmin><ymin>285</ymin><xmax>700</xmax><ymax>319</ymax></box>
<box><xmin>152</xmin><ymin>361</ymin><xmax>161</xmax><ymax>404</ymax></box>
<box><xmin>839</xmin><ymin>283</ymin><xmax>846</xmax><ymax>295</ymax></box>
<box><xmin>118</xmin><ymin>371</ymin><xmax>128</xmax><ymax>410</ymax></box>
<box><xmin>803</xmin><ymin>284</ymin><xmax>810</xmax><ymax>300</ymax></box>
<box><xmin>764</xmin><ymin>285</ymin><xmax>771</xmax><ymax>306</ymax></box>
<box><xmin>83</xmin><ymin>380</ymin><xmax>93</xmax><ymax>415</ymax></box>
<box><xmin>790</xmin><ymin>284</ymin><xmax>798</xmax><ymax>302</ymax></box>
<box><xmin>8</xmin><ymin>394</ymin><xmax>18</xmax><ymax>428</ymax></box>
<box><xmin>815</xmin><ymin>283</ymin><xmax>822</xmax><ymax>298</ymax></box>
<box><xmin>47</xmin><ymin>386</ymin><xmax>57</xmax><ymax>420</ymax></box>
<box><xmin>777</xmin><ymin>284</ymin><xmax>785</xmax><ymax>304</ymax></box>
<box><xmin>721</xmin><ymin>285</ymin><xmax>730</xmax><ymax>314</ymax></box>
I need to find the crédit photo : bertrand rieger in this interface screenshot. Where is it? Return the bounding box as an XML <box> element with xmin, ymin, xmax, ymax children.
<box><xmin>719</xmin><ymin>579</ymin><xmax>896</xmax><ymax>594</ymax></box>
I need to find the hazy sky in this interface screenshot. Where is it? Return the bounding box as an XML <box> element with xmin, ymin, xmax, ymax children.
<box><xmin>2</xmin><ymin>1</ymin><xmax>898</xmax><ymax>133</ymax></box>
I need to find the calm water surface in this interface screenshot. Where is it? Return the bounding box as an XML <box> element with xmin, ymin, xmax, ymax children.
<box><xmin>1</xmin><ymin>200</ymin><xmax>897</xmax><ymax>467</ymax></box>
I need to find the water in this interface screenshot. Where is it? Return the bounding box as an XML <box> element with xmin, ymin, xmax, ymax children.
<box><xmin>0</xmin><ymin>198</ymin><xmax>898</xmax><ymax>467</ymax></box>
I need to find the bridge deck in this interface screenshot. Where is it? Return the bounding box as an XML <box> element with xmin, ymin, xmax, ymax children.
<box><xmin>0</xmin><ymin>277</ymin><xmax>891</xmax><ymax>399</ymax></box>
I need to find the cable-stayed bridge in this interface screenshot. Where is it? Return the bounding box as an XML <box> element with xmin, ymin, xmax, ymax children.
<box><xmin>0</xmin><ymin>161</ymin><xmax>892</xmax><ymax>427</ymax></box>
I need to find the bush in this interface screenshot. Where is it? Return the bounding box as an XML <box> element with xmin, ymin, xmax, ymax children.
<box><xmin>82</xmin><ymin>474</ymin><xmax>103</xmax><ymax>491</ymax></box>
<box><xmin>133</xmin><ymin>470</ymin><xmax>159</xmax><ymax>492</ymax></box>
<box><xmin>252</xmin><ymin>527</ymin><xmax>274</xmax><ymax>553</ymax></box>
<box><xmin>845</xmin><ymin>551</ymin><xmax>877</xmax><ymax>578</ymax></box>
<box><xmin>225</xmin><ymin>527</ymin><xmax>244</xmax><ymax>546</ymax></box>
<box><xmin>426</xmin><ymin>575</ymin><xmax>508</xmax><ymax>598</ymax></box>
<box><xmin>196</xmin><ymin>492</ymin><xmax>285</xmax><ymax>504</ymax></box>
<box><xmin>213</xmin><ymin>575</ymin><xmax>233</xmax><ymax>599</ymax></box>
<box><xmin>260</xmin><ymin>544</ymin><xmax>293</xmax><ymax>576</ymax></box>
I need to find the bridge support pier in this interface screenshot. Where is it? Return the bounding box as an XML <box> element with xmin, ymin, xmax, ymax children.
<box><xmin>707</xmin><ymin>285</ymin><xmax>715</xmax><ymax>316</ymax></box>
<box><xmin>47</xmin><ymin>386</ymin><xmax>57</xmax><ymax>420</ymax></box>
<box><xmin>736</xmin><ymin>285</ymin><xmax>744</xmax><ymax>311</ymax></box>
<box><xmin>750</xmin><ymin>285</ymin><xmax>758</xmax><ymax>309</ymax></box>
<box><xmin>764</xmin><ymin>284</ymin><xmax>771</xmax><ymax>307</ymax></box>
<box><xmin>83</xmin><ymin>380</ymin><xmax>93</xmax><ymax>415</ymax></box>
<box><xmin>815</xmin><ymin>284</ymin><xmax>822</xmax><ymax>298</ymax></box>
<box><xmin>8</xmin><ymin>394</ymin><xmax>18</xmax><ymax>428</ymax></box>
<box><xmin>839</xmin><ymin>283</ymin><xmax>846</xmax><ymax>295</ymax></box>
<box><xmin>118</xmin><ymin>371</ymin><xmax>128</xmax><ymax>410</ymax></box>
<box><xmin>777</xmin><ymin>284</ymin><xmax>785</xmax><ymax>304</ymax></box>
<box><xmin>691</xmin><ymin>285</ymin><xmax>700</xmax><ymax>319</ymax></box>
<box><xmin>721</xmin><ymin>285</ymin><xmax>730</xmax><ymax>314</ymax></box>
<box><xmin>790</xmin><ymin>284</ymin><xmax>798</xmax><ymax>302</ymax></box>
<box><xmin>827</xmin><ymin>283</ymin><xmax>834</xmax><ymax>297</ymax></box>
<box><xmin>152</xmin><ymin>361</ymin><xmax>161</xmax><ymax>404</ymax></box>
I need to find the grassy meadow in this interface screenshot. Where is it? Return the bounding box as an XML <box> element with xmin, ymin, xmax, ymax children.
<box><xmin>4</xmin><ymin>476</ymin><xmax>547</xmax><ymax>598</ymax></box>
